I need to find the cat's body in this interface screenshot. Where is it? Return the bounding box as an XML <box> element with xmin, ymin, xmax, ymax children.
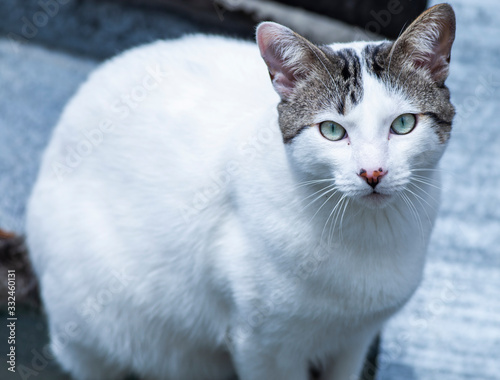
<box><xmin>26</xmin><ymin>4</ymin><xmax>455</xmax><ymax>380</ymax></box>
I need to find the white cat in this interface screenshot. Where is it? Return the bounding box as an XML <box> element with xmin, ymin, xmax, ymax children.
<box><xmin>26</xmin><ymin>4</ymin><xmax>455</xmax><ymax>380</ymax></box>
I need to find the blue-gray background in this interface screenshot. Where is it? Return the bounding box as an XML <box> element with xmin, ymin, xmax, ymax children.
<box><xmin>0</xmin><ymin>0</ymin><xmax>499</xmax><ymax>379</ymax></box>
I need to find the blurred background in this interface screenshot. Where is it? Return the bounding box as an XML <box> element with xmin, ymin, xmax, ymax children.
<box><xmin>0</xmin><ymin>0</ymin><xmax>499</xmax><ymax>379</ymax></box>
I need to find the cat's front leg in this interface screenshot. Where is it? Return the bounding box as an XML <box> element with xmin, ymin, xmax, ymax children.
<box><xmin>229</xmin><ymin>327</ymin><xmax>309</xmax><ymax>380</ymax></box>
<box><xmin>322</xmin><ymin>331</ymin><xmax>379</xmax><ymax>380</ymax></box>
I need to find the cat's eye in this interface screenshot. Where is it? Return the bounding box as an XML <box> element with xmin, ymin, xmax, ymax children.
<box><xmin>390</xmin><ymin>113</ymin><xmax>416</xmax><ymax>135</ymax></box>
<box><xmin>319</xmin><ymin>121</ymin><xmax>347</xmax><ymax>141</ymax></box>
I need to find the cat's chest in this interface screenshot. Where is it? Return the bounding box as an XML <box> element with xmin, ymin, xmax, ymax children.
<box><xmin>285</xmin><ymin>245</ymin><xmax>422</xmax><ymax>319</ymax></box>
<box><xmin>256</xmin><ymin>206</ymin><xmax>428</xmax><ymax>319</ymax></box>
<box><xmin>248</xmin><ymin>242</ymin><xmax>421</xmax><ymax>354</ymax></box>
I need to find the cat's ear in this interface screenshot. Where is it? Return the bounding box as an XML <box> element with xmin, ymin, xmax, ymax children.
<box><xmin>256</xmin><ymin>22</ymin><xmax>321</xmax><ymax>100</ymax></box>
<box><xmin>391</xmin><ymin>3</ymin><xmax>455</xmax><ymax>84</ymax></box>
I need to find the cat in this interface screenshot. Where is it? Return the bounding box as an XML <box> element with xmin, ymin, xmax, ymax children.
<box><xmin>25</xmin><ymin>3</ymin><xmax>455</xmax><ymax>380</ymax></box>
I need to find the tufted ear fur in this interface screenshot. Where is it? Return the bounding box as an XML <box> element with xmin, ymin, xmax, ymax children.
<box><xmin>256</xmin><ymin>22</ymin><xmax>324</xmax><ymax>101</ymax></box>
<box><xmin>390</xmin><ymin>3</ymin><xmax>456</xmax><ymax>85</ymax></box>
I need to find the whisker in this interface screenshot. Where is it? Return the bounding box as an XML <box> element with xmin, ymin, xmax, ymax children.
<box><xmin>408</xmin><ymin>193</ymin><xmax>425</xmax><ymax>242</ymax></box>
<box><xmin>302</xmin><ymin>186</ymin><xmax>338</xmax><ymax>215</ymax></box>
<box><xmin>338</xmin><ymin>197</ymin><xmax>350</xmax><ymax>247</ymax></box>
<box><xmin>326</xmin><ymin>195</ymin><xmax>347</xmax><ymax>248</ymax></box>
<box><xmin>409</xmin><ymin>181</ymin><xmax>440</xmax><ymax>204</ymax></box>
<box><xmin>399</xmin><ymin>192</ymin><xmax>424</xmax><ymax>240</ymax></box>
<box><xmin>293</xmin><ymin>178</ymin><xmax>334</xmax><ymax>190</ymax></box>
<box><xmin>410</xmin><ymin>167</ymin><xmax>458</xmax><ymax>181</ymax></box>
<box><xmin>411</xmin><ymin>173</ymin><xmax>442</xmax><ymax>181</ymax></box>
<box><xmin>320</xmin><ymin>194</ymin><xmax>346</xmax><ymax>244</ymax></box>
<box><xmin>411</xmin><ymin>176</ymin><xmax>442</xmax><ymax>191</ymax></box>
<box><xmin>411</xmin><ymin>174</ymin><xmax>442</xmax><ymax>184</ymax></box>
<box><xmin>410</xmin><ymin>168</ymin><xmax>445</xmax><ymax>172</ymax></box>
<box><xmin>308</xmin><ymin>188</ymin><xmax>340</xmax><ymax>226</ymax></box>
<box><xmin>404</xmin><ymin>187</ymin><xmax>434</xmax><ymax>227</ymax></box>
<box><xmin>302</xmin><ymin>183</ymin><xmax>337</xmax><ymax>203</ymax></box>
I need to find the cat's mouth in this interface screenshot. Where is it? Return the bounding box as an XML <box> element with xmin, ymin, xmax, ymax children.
<box><xmin>360</xmin><ymin>191</ymin><xmax>393</xmax><ymax>208</ymax></box>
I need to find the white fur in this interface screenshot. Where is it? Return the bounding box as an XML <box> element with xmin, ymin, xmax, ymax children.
<box><xmin>26</xmin><ymin>33</ymin><xmax>446</xmax><ymax>380</ymax></box>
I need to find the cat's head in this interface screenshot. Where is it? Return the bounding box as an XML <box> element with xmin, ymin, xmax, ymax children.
<box><xmin>257</xmin><ymin>4</ymin><xmax>455</xmax><ymax>208</ymax></box>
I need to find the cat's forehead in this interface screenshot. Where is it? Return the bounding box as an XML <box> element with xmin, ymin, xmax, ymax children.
<box><xmin>325</xmin><ymin>41</ymin><xmax>381</xmax><ymax>55</ymax></box>
<box><xmin>322</xmin><ymin>40</ymin><xmax>392</xmax><ymax>77</ymax></box>
<box><xmin>312</xmin><ymin>41</ymin><xmax>399</xmax><ymax>115</ymax></box>
<box><xmin>306</xmin><ymin>41</ymin><xmax>402</xmax><ymax>117</ymax></box>
<box><xmin>314</xmin><ymin>50</ymin><xmax>411</xmax><ymax>136</ymax></box>
<box><xmin>326</xmin><ymin>41</ymin><xmax>410</xmax><ymax>107</ymax></box>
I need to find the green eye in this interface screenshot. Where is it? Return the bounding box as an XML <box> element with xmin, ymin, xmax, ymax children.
<box><xmin>319</xmin><ymin>121</ymin><xmax>346</xmax><ymax>141</ymax></box>
<box><xmin>391</xmin><ymin>113</ymin><xmax>416</xmax><ymax>135</ymax></box>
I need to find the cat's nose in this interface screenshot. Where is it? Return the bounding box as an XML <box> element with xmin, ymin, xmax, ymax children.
<box><xmin>358</xmin><ymin>168</ymin><xmax>387</xmax><ymax>189</ymax></box>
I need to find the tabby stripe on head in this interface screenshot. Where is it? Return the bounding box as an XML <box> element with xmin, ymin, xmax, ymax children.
<box><xmin>422</xmin><ymin>111</ymin><xmax>453</xmax><ymax>143</ymax></box>
<box><xmin>362</xmin><ymin>43</ymin><xmax>392</xmax><ymax>79</ymax></box>
<box><xmin>323</xmin><ymin>48</ymin><xmax>363</xmax><ymax>115</ymax></box>
<box><xmin>283</xmin><ymin>125</ymin><xmax>309</xmax><ymax>144</ymax></box>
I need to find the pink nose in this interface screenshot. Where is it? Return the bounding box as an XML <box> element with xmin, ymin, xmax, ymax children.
<box><xmin>359</xmin><ymin>168</ymin><xmax>387</xmax><ymax>189</ymax></box>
